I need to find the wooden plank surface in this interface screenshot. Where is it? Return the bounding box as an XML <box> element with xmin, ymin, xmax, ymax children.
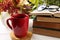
<box><xmin>33</xmin><ymin>20</ymin><xmax>60</xmax><ymax>30</ymax></box>
<box><xmin>33</xmin><ymin>28</ymin><xmax>60</xmax><ymax>38</ymax></box>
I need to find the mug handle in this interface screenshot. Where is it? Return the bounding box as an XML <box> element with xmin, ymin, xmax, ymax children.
<box><xmin>6</xmin><ymin>18</ymin><xmax>12</xmax><ymax>29</ymax></box>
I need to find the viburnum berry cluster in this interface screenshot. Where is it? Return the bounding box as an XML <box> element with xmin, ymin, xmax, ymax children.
<box><xmin>0</xmin><ymin>0</ymin><xmax>32</xmax><ymax>15</ymax></box>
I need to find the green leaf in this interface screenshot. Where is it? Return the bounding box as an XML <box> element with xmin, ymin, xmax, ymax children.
<box><xmin>29</xmin><ymin>0</ymin><xmax>35</xmax><ymax>4</ymax></box>
<box><xmin>28</xmin><ymin>0</ymin><xmax>43</xmax><ymax>10</ymax></box>
<box><xmin>45</xmin><ymin>0</ymin><xmax>60</xmax><ymax>6</ymax></box>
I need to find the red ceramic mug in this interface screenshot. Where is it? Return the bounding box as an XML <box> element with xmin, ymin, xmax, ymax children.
<box><xmin>6</xmin><ymin>14</ymin><xmax>29</xmax><ymax>38</ymax></box>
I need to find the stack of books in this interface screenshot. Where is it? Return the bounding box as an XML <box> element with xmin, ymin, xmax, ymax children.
<box><xmin>30</xmin><ymin>10</ymin><xmax>60</xmax><ymax>30</ymax></box>
<box><xmin>33</xmin><ymin>16</ymin><xmax>60</xmax><ymax>30</ymax></box>
<box><xmin>33</xmin><ymin>16</ymin><xmax>60</xmax><ymax>38</ymax></box>
<box><xmin>31</xmin><ymin>10</ymin><xmax>60</xmax><ymax>38</ymax></box>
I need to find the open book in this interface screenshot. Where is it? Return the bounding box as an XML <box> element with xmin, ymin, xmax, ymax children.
<box><xmin>30</xmin><ymin>10</ymin><xmax>60</xmax><ymax>17</ymax></box>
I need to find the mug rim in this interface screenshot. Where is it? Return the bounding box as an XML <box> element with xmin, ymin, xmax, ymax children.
<box><xmin>11</xmin><ymin>14</ymin><xmax>29</xmax><ymax>19</ymax></box>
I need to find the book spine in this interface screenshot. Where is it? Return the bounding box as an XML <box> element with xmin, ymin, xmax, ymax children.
<box><xmin>33</xmin><ymin>20</ymin><xmax>60</xmax><ymax>30</ymax></box>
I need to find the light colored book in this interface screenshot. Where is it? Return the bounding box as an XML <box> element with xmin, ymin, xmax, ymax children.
<box><xmin>30</xmin><ymin>10</ymin><xmax>60</xmax><ymax>17</ymax></box>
